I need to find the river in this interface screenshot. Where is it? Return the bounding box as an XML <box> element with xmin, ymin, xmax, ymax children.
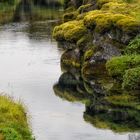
<box><xmin>0</xmin><ymin>5</ymin><xmax>138</xmax><ymax>140</ymax></box>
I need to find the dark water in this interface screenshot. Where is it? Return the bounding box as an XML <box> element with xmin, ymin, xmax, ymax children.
<box><xmin>0</xmin><ymin>2</ymin><xmax>139</xmax><ymax>140</ymax></box>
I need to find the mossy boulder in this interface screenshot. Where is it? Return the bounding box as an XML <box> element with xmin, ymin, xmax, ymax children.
<box><xmin>106</xmin><ymin>55</ymin><xmax>140</xmax><ymax>78</ymax></box>
<box><xmin>53</xmin><ymin>20</ymin><xmax>87</xmax><ymax>42</ymax></box>
<box><xmin>84</xmin><ymin>10</ymin><xmax>140</xmax><ymax>34</ymax></box>
<box><xmin>122</xmin><ymin>67</ymin><xmax>140</xmax><ymax>90</ymax></box>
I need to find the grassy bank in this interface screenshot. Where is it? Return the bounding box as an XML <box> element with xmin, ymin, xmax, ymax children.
<box><xmin>0</xmin><ymin>95</ymin><xmax>33</xmax><ymax>140</ymax></box>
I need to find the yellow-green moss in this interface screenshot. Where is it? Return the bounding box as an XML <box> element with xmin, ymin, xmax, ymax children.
<box><xmin>84</xmin><ymin>10</ymin><xmax>139</xmax><ymax>33</ymax></box>
<box><xmin>0</xmin><ymin>95</ymin><xmax>33</xmax><ymax>140</ymax></box>
<box><xmin>53</xmin><ymin>20</ymin><xmax>87</xmax><ymax>42</ymax></box>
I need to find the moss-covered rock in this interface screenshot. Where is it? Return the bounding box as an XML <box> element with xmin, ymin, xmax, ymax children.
<box><xmin>53</xmin><ymin>20</ymin><xmax>87</xmax><ymax>42</ymax></box>
<box><xmin>84</xmin><ymin>10</ymin><xmax>140</xmax><ymax>34</ymax></box>
<box><xmin>122</xmin><ymin>67</ymin><xmax>140</xmax><ymax>90</ymax></box>
<box><xmin>125</xmin><ymin>35</ymin><xmax>140</xmax><ymax>54</ymax></box>
<box><xmin>106</xmin><ymin>55</ymin><xmax>140</xmax><ymax>78</ymax></box>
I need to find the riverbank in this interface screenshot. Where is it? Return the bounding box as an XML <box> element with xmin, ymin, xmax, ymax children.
<box><xmin>0</xmin><ymin>95</ymin><xmax>33</xmax><ymax>140</ymax></box>
<box><xmin>53</xmin><ymin>0</ymin><xmax>140</xmax><ymax>132</ymax></box>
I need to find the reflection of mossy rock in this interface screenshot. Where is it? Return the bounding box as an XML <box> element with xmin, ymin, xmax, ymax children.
<box><xmin>84</xmin><ymin>93</ymin><xmax>140</xmax><ymax>132</ymax></box>
<box><xmin>53</xmin><ymin>83</ymin><xmax>88</xmax><ymax>102</ymax></box>
<box><xmin>84</xmin><ymin>109</ymin><xmax>140</xmax><ymax>132</ymax></box>
<box><xmin>59</xmin><ymin>72</ymin><xmax>80</xmax><ymax>87</ymax></box>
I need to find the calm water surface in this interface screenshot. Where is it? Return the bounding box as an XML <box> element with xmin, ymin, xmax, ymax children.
<box><xmin>0</xmin><ymin>22</ymin><xmax>136</xmax><ymax>140</ymax></box>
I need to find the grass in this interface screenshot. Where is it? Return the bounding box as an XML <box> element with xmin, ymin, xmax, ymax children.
<box><xmin>0</xmin><ymin>95</ymin><xmax>33</xmax><ymax>140</ymax></box>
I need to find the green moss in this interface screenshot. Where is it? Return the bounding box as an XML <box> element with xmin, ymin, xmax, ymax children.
<box><xmin>106</xmin><ymin>55</ymin><xmax>140</xmax><ymax>78</ymax></box>
<box><xmin>53</xmin><ymin>20</ymin><xmax>87</xmax><ymax>42</ymax></box>
<box><xmin>122</xmin><ymin>67</ymin><xmax>140</xmax><ymax>90</ymax></box>
<box><xmin>0</xmin><ymin>95</ymin><xmax>33</xmax><ymax>140</ymax></box>
<box><xmin>125</xmin><ymin>35</ymin><xmax>140</xmax><ymax>54</ymax></box>
<box><xmin>0</xmin><ymin>127</ymin><xmax>22</xmax><ymax>140</ymax></box>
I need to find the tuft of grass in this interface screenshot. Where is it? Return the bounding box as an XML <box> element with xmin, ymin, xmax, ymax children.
<box><xmin>0</xmin><ymin>95</ymin><xmax>33</xmax><ymax>140</ymax></box>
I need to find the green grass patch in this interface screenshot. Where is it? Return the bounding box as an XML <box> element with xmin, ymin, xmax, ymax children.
<box><xmin>0</xmin><ymin>95</ymin><xmax>33</xmax><ymax>140</ymax></box>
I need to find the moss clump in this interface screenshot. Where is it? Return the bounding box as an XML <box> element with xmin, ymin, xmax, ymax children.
<box><xmin>53</xmin><ymin>20</ymin><xmax>87</xmax><ymax>42</ymax></box>
<box><xmin>117</xmin><ymin>17</ymin><xmax>140</xmax><ymax>33</ymax></box>
<box><xmin>122</xmin><ymin>67</ymin><xmax>140</xmax><ymax>90</ymax></box>
<box><xmin>84</xmin><ymin>10</ymin><xmax>140</xmax><ymax>33</ymax></box>
<box><xmin>106</xmin><ymin>55</ymin><xmax>140</xmax><ymax>78</ymax></box>
<box><xmin>63</xmin><ymin>11</ymin><xmax>78</xmax><ymax>22</ymax></box>
<box><xmin>0</xmin><ymin>95</ymin><xmax>33</xmax><ymax>140</ymax></box>
<box><xmin>125</xmin><ymin>35</ymin><xmax>140</xmax><ymax>54</ymax></box>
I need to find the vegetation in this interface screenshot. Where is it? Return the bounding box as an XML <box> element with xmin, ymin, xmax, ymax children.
<box><xmin>53</xmin><ymin>0</ymin><xmax>140</xmax><ymax>133</ymax></box>
<box><xmin>125</xmin><ymin>35</ymin><xmax>140</xmax><ymax>54</ymax></box>
<box><xmin>122</xmin><ymin>67</ymin><xmax>140</xmax><ymax>90</ymax></box>
<box><xmin>0</xmin><ymin>95</ymin><xmax>33</xmax><ymax>140</ymax></box>
<box><xmin>53</xmin><ymin>20</ymin><xmax>87</xmax><ymax>42</ymax></box>
<box><xmin>106</xmin><ymin>55</ymin><xmax>140</xmax><ymax>78</ymax></box>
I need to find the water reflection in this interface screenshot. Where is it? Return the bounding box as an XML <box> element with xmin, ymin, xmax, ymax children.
<box><xmin>0</xmin><ymin>0</ymin><xmax>63</xmax><ymax>23</ymax></box>
<box><xmin>54</xmin><ymin>61</ymin><xmax>140</xmax><ymax>136</ymax></box>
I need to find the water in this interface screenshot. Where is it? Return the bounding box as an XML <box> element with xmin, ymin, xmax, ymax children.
<box><xmin>0</xmin><ymin>2</ymin><xmax>138</xmax><ymax>140</ymax></box>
